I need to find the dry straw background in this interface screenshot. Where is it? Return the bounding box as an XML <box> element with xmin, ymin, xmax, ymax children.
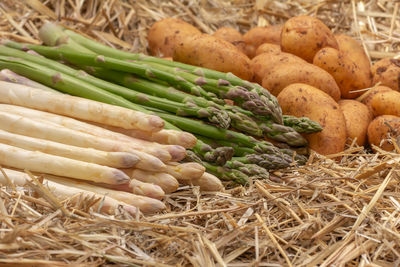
<box><xmin>0</xmin><ymin>0</ymin><xmax>400</xmax><ymax>266</ymax></box>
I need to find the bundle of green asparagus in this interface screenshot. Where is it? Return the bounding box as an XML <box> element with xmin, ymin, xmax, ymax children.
<box><xmin>0</xmin><ymin>23</ymin><xmax>322</xmax><ymax>185</ymax></box>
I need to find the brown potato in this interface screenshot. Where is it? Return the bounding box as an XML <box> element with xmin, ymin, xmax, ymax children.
<box><xmin>281</xmin><ymin>15</ymin><xmax>338</xmax><ymax>62</ymax></box>
<box><xmin>357</xmin><ymin>85</ymin><xmax>393</xmax><ymax>112</ymax></box>
<box><xmin>262</xmin><ymin>62</ymin><xmax>341</xmax><ymax>101</ymax></box>
<box><xmin>335</xmin><ymin>34</ymin><xmax>371</xmax><ymax>74</ymax></box>
<box><xmin>277</xmin><ymin>83</ymin><xmax>347</xmax><ymax>155</ymax></box>
<box><xmin>147</xmin><ymin>18</ymin><xmax>201</xmax><ymax>57</ymax></box>
<box><xmin>339</xmin><ymin>100</ymin><xmax>372</xmax><ymax>146</ymax></box>
<box><xmin>367</xmin><ymin>115</ymin><xmax>400</xmax><ymax>151</ymax></box>
<box><xmin>371</xmin><ymin>57</ymin><xmax>400</xmax><ymax>91</ymax></box>
<box><xmin>370</xmin><ymin>90</ymin><xmax>400</xmax><ymax>117</ymax></box>
<box><xmin>251</xmin><ymin>51</ymin><xmax>306</xmax><ymax>84</ymax></box>
<box><xmin>255</xmin><ymin>43</ymin><xmax>281</xmax><ymax>56</ymax></box>
<box><xmin>313</xmin><ymin>47</ymin><xmax>371</xmax><ymax>99</ymax></box>
<box><xmin>173</xmin><ymin>34</ymin><xmax>253</xmax><ymax>81</ymax></box>
<box><xmin>212</xmin><ymin>27</ymin><xmax>246</xmax><ymax>54</ymax></box>
<box><xmin>243</xmin><ymin>25</ymin><xmax>283</xmax><ymax>58</ymax></box>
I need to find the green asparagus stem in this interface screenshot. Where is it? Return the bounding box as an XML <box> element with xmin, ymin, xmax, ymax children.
<box><xmin>63</xmin><ymin>28</ymin><xmax>283</xmax><ymax>122</ymax></box>
<box><xmin>283</xmin><ymin>115</ymin><xmax>323</xmax><ymax>133</ymax></box>
<box><xmin>224</xmin><ymin>160</ymin><xmax>269</xmax><ymax>180</ymax></box>
<box><xmin>258</xmin><ymin>121</ymin><xmax>308</xmax><ymax>147</ymax></box>
<box><xmin>85</xmin><ymin>67</ymin><xmax>263</xmax><ymax>136</ymax></box>
<box><xmin>202</xmin><ymin>161</ymin><xmax>249</xmax><ymax>185</ymax></box>
<box><xmin>0</xmin><ymin>45</ymin><xmax>231</xmax><ymax>128</ymax></box>
<box><xmin>233</xmin><ymin>153</ymin><xmax>294</xmax><ymax>170</ymax></box>
<box><xmin>191</xmin><ymin>139</ymin><xmax>234</xmax><ymax>165</ymax></box>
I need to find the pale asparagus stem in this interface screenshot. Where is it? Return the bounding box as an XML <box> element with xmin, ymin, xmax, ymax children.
<box><xmin>184</xmin><ymin>172</ymin><xmax>224</xmax><ymax>191</ymax></box>
<box><xmin>0</xmin><ymin>69</ymin><xmax>59</xmax><ymax>93</ymax></box>
<box><xmin>0</xmin><ymin>168</ymin><xmax>138</xmax><ymax>215</ymax></box>
<box><xmin>0</xmin><ymin>129</ymin><xmax>139</xmax><ymax>168</ymax></box>
<box><xmin>165</xmin><ymin>162</ymin><xmax>205</xmax><ymax>181</ymax></box>
<box><xmin>93</xmin><ymin>122</ymin><xmax>197</xmax><ymax>148</ymax></box>
<box><xmin>0</xmin><ymin>111</ymin><xmax>166</xmax><ymax>171</ymax></box>
<box><xmin>93</xmin><ymin>179</ymin><xmax>165</xmax><ymax>200</ymax></box>
<box><xmin>44</xmin><ymin>175</ymin><xmax>166</xmax><ymax>213</ymax></box>
<box><xmin>0</xmin><ymin>104</ymin><xmax>185</xmax><ymax>162</ymax></box>
<box><xmin>0</xmin><ymin>81</ymin><xmax>164</xmax><ymax>132</ymax></box>
<box><xmin>122</xmin><ymin>169</ymin><xmax>179</xmax><ymax>194</ymax></box>
<box><xmin>0</xmin><ymin>143</ymin><xmax>129</xmax><ymax>184</ymax></box>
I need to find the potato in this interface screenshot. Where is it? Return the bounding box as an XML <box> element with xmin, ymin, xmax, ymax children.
<box><xmin>335</xmin><ymin>34</ymin><xmax>371</xmax><ymax>73</ymax></box>
<box><xmin>173</xmin><ymin>34</ymin><xmax>253</xmax><ymax>81</ymax></box>
<box><xmin>313</xmin><ymin>47</ymin><xmax>371</xmax><ymax>99</ymax></box>
<box><xmin>370</xmin><ymin>90</ymin><xmax>400</xmax><ymax>117</ymax></box>
<box><xmin>371</xmin><ymin>57</ymin><xmax>400</xmax><ymax>91</ymax></box>
<box><xmin>356</xmin><ymin>85</ymin><xmax>393</xmax><ymax>112</ymax></box>
<box><xmin>281</xmin><ymin>15</ymin><xmax>338</xmax><ymax>62</ymax></box>
<box><xmin>277</xmin><ymin>83</ymin><xmax>347</xmax><ymax>155</ymax></box>
<box><xmin>147</xmin><ymin>18</ymin><xmax>201</xmax><ymax>57</ymax></box>
<box><xmin>367</xmin><ymin>115</ymin><xmax>400</xmax><ymax>151</ymax></box>
<box><xmin>262</xmin><ymin>61</ymin><xmax>341</xmax><ymax>101</ymax></box>
<box><xmin>255</xmin><ymin>43</ymin><xmax>281</xmax><ymax>56</ymax></box>
<box><xmin>212</xmin><ymin>27</ymin><xmax>246</xmax><ymax>54</ymax></box>
<box><xmin>339</xmin><ymin>100</ymin><xmax>372</xmax><ymax>146</ymax></box>
<box><xmin>251</xmin><ymin>51</ymin><xmax>306</xmax><ymax>84</ymax></box>
<box><xmin>243</xmin><ymin>25</ymin><xmax>283</xmax><ymax>58</ymax></box>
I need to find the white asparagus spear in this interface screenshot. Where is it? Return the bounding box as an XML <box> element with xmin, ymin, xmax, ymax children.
<box><xmin>188</xmin><ymin>172</ymin><xmax>224</xmax><ymax>191</ymax></box>
<box><xmin>89</xmin><ymin>179</ymin><xmax>165</xmax><ymax>200</ymax></box>
<box><xmin>0</xmin><ymin>81</ymin><xmax>164</xmax><ymax>132</ymax></box>
<box><xmin>0</xmin><ymin>69</ymin><xmax>60</xmax><ymax>93</ymax></box>
<box><xmin>94</xmin><ymin>123</ymin><xmax>197</xmax><ymax>149</ymax></box>
<box><xmin>0</xmin><ymin>129</ymin><xmax>138</xmax><ymax>168</ymax></box>
<box><xmin>44</xmin><ymin>175</ymin><xmax>166</xmax><ymax>213</ymax></box>
<box><xmin>0</xmin><ymin>168</ymin><xmax>138</xmax><ymax>215</ymax></box>
<box><xmin>0</xmin><ymin>104</ymin><xmax>186</xmax><ymax>162</ymax></box>
<box><xmin>165</xmin><ymin>162</ymin><xmax>205</xmax><ymax>181</ymax></box>
<box><xmin>122</xmin><ymin>169</ymin><xmax>179</xmax><ymax>194</ymax></box>
<box><xmin>0</xmin><ymin>143</ymin><xmax>130</xmax><ymax>185</ymax></box>
<box><xmin>0</xmin><ymin>111</ymin><xmax>166</xmax><ymax>171</ymax></box>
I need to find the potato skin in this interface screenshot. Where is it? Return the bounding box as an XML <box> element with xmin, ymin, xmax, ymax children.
<box><xmin>212</xmin><ymin>27</ymin><xmax>246</xmax><ymax>54</ymax></box>
<box><xmin>371</xmin><ymin>58</ymin><xmax>400</xmax><ymax>91</ymax></box>
<box><xmin>147</xmin><ymin>18</ymin><xmax>201</xmax><ymax>57</ymax></box>
<box><xmin>173</xmin><ymin>34</ymin><xmax>253</xmax><ymax>81</ymax></box>
<box><xmin>339</xmin><ymin>100</ymin><xmax>372</xmax><ymax>146</ymax></box>
<box><xmin>367</xmin><ymin>115</ymin><xmax>400</xmax><ymax>151</ymax></box>
<box><xmin>251</xmin><ymin>51</ymin><xmax>306</xmax><ymax>84</ymax></box>
<box><xmin>335</xmin><ymin>34</ymin><xmax>371</xmax><ymax>75</ymax></box>
<box><xmin>255</xmin><ymin>43</ymin><xmax>281</xmax><ymax>56</ymax></box>
<box><xmin>370</xmin><ymin>90</ymin><xmax>400</xmax><ymax>117</ymax></box>
<box><xmin>313</xmin><ymin>47</ymin><xmax>371</xmax><ymax>99</ymax></box>
<box><xmin>262</xmin><ymin>62</ymin><xmax>341</xmax><ymax>101</ymax></box>
<box><xmin>277</xmin><ymin>83</ymin><xmax>347</xmax><ymax>155</ymax></box>
<box><xmin>357</xmin><ymin>85</ymin><xmax>393</xmax><ymax>112</ymax></box>
<box><xmin>281</xmin><ymin>16</ymin><xmax>338</xmax><ymax>62</ymax></box>
<box><xmin>243</xmin><ymin>25</ymin><xmax>283</xmax><ymax>58</ymax></box>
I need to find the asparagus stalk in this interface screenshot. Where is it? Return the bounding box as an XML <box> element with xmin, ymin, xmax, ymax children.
<box><xmin>86</xmin><ymin>67</ymin><xmax>263</xmax><ymax>136</ymax></box>
<box><xmin>0</xmin><ymin>69</ymin><xmax>59</xmax><ymax>93</ymax></box>
<box><xmin>232</xmin><ymin>152</ymin><xmax>297</xmax><ymax>170</ymax></box>
<box><xmin>258</xmin><ymin>121</ymin><xmax>308</xmax><ymax>147</ymax></box>
<box><xmin>62</xmin><ymin>27</ymin><xmax>283</xmax><ymax>122</ymax></box>
<box><xmin>0</xmin><ymin>46</ymin><xmax>230</xmax><ymax>128</ymax></box>
<box><xmin>224</xmin><ymin>160</ymin><xmax>270</xmax><ymax>180</ymax></box>
<box><xmin>283</xmin><ymin>115</ymin><xmax>323</xmax><ymax>133</ymax></box>
<box><xmin>191</xmin><ymin>139</ymin><xmax>234</xmax><ymax>166</ymax></box>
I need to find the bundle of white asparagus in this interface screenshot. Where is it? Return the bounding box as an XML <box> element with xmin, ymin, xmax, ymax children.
<box><xmin>0</xmin><ymin>78</ymin><xmax>223</xmax><ymax>215</ymax></box>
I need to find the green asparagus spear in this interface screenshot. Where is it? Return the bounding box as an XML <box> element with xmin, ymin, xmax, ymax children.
<box><xmin>85</xmin><ymin>67</ymin><xmax>263</xmax><ymax>136</ymax></box>
<box><xmin>62</xmin><ymin>27</ymin><xmax>283</xmax><ymax>121</ymax></box>
<box><xmin>0</xmin><ymin>45</ymin><xmax>231</xmax><ymax>128</ymax></box>
<box><xmin>283</xmin><ymin>115</ymin><xmax>323</xmax><ymax>133</ymax></box>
